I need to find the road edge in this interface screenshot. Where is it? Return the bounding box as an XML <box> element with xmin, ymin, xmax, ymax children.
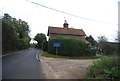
<box><xmin>38</xmin><ymin>51</ymin><xmax>62</xmax><ymax>79</ymax></box>
<box><xmin>1</xmin><ymin>48</ymin><xmax>30</xmax><ymax>57</ymax></box>
<box><xmin>36</xmin><ymin>50</ymin><xmax>47</xmax><ymax>79</ymax></box>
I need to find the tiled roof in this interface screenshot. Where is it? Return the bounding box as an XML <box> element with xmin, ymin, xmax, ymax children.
<box><xmin>47</xmin><ymin>26</ymin><xmax>89</xmax><ymax>44</ymax></box>
<box><xmin>48</xmin><ymin>26</ymin><xmax>86</xmax><ymax>36</ymax></box>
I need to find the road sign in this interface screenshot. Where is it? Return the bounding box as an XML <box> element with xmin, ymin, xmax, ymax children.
<box><xmin>53</xmin><ymin>43</ymin><xmax>60</xmax><ymax>47</ymax></box>
<box><xmin>53</xmin><ymin>43</ymin><xmax>60</xmax><ymax>56</ymax></box>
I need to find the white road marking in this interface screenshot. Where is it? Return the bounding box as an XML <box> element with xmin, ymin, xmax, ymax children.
<box><xmin>35</xmin><ymin>50</ymin><xmax>43</xmax><ymax>62</ymax></box>
<box><xmin>40</xmin><ymin>58</ymin><xmax>42</xmax><ymax>62</ymax></box>
<box><xmin>36</xmin><ymin>52</ymin><xmax>39</xmax><ymax>60</ymax></box>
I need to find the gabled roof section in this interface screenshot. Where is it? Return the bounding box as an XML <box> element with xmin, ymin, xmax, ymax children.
<box><xmin>47</xmin><ymin>26</ymin><xmax>86</xmax><ymax>36</ymax></box>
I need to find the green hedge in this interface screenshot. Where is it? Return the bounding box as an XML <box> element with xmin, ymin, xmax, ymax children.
<box><xmin>87</xmin><ymin>56</ymin><xmax>119</xmax><ymax>79</ymax></box>
<box><xmin>42</xmin><ymin>40</ymin><xmax>48</xmax><ymax>51</ymax></box>
<box><xmin>47</xmin><ymin>36</ymin><xmax>92</xmax><ymax>57</ymax></box>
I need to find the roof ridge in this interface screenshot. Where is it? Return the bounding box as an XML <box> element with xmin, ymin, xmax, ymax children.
<box><xmin>48</xmin><ymin>26</ymin><xmax>83</xmax><ymax>30</ymax></box>
<box><xmin>48</xmin><ymin>26</ymin><xmax>62</xmax><ymax>28</ymax></box>
<box><xmin>69</xmin><ymin>28</ymin><xmax>83</xmax><ymax>30</ymax></box>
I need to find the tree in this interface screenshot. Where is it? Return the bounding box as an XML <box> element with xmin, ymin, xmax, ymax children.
<box><xmin>85</xmin><ymin>35</ymin><xmax>98</xmax><ymax>49</ymax></box>
<box><xmin>2</xmin><ymin>13</ymin><xmax>31</xmax><ymax>53</ymax></box>
<box><xmin>42</xmin><ymin>40</ymin><xmax>48</xmax><ymax>51</ymax></box>
<box><xmin>3</xmin><ymin>13</ymin><xmax>12</xmax><ymax>23</ymax></box>
<box><xmin>34</xmin><ymin>33</ymin><xmax>47</xmax><ymax>49</ymax></box>
<box><xmin>97</xmin><ymin>35</ymin><xmax>108</xmax><ymax>50</ymax></box>
<box><xmin>2</xmin><ymin>20</ymin><xmax>18</xmax><ymax>52</ymax></box>
<box><xmin>97</xmin><ymin>35</ymin><xmax>114</xmax><ymax>55</ymax></box>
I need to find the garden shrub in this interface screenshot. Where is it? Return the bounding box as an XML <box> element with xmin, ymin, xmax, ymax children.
<box><xmin>47</xmin><ymin>36</ymin><xmax>93</xmax><ymax>57</ymax></box>
<box><xmin>102</xmin><ymin>43</ymin><xmax>115</xmax><ymax>55</ymax></box>
<box><xmin>87</xmin><ymin>56</ymin><xmax>119</xmax><ymax>79</ymax></box>
<box><xmin>85</xmin><ymin>49</ymin><xmax>96</xmax><ymax>56</ymax></box>
<box><xmin>42</xmin><ymin>40</ymin><xmax>48</xmax><ymax>51</ymax></box>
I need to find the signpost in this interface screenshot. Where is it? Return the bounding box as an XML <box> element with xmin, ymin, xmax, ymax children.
<box><xmin>53</xmin><ymin>43</ymin><xmax>60</xmax><ymax>55</ymax></box>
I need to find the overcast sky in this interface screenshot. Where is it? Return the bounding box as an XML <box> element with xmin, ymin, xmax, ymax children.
<box><xmin>0</xmin><ymin>0</ymin><xmax>119</xmax><ymax>43</ymax></box>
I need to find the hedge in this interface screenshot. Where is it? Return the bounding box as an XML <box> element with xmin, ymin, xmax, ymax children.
<box><xmin>47</xmin><ymin>36</ymin><xmax>93</xmax><ymax>57</ymax></box>
<box><xmin>87</xmin><ymin>56</ymin><xmax>119</xmax><ymax>79</ymax></box>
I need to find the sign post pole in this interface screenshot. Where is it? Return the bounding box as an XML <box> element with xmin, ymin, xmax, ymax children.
<box><xmin>56</xmin><ymin>47</ymin><xmax>58</xmax><ymax>56</ymax></box>
<box><xmin>53</xmin><ymin>43</ymin><xmax>60</xmax><ymax>56</ymax></box>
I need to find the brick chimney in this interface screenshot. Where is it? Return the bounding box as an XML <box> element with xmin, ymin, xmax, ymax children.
<box><xmin>63</xmin><ymin>20</ymin><xmax>69</xmax><ymax>29</ymax></box>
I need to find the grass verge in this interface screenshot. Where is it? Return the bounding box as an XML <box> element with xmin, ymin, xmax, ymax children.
<box><xmin>41</xmin><ymin>52</ymin><xmax>101</xmax><ymax>59</ymax></box>
<box><xmin>87</xmin><ymin>56</ymin><xmax>119</xmax><ymax>79</ymax></box>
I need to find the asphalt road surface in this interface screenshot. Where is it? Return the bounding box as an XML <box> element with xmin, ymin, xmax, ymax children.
<box><xmin>2</xmin><ymin>48</ymin><xmax>44</xmax><ymax>79</ymax></box>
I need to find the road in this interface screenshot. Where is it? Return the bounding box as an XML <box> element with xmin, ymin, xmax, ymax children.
<box><xmin>41</xmin><ymin>57</ymin><xmax>97</xmax><ymax>79</ymax></box>
<box><xmin>2</xmin><ymin>48</ymin><xmax>44</xmax><ymax>79</ymax></box>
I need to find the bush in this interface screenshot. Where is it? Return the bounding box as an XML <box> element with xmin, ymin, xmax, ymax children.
<box><xmin>85</xmin><ymin>49</ymin><xmax>96</xmax><ymax>56</ymax></box>
<box><xmin>42</xmin><ymin>40</ymin><xmax>48</xmax><ymax>51</ymax></box>
<box><xmin>102</xmin><ymin>43</ymin><xmax>115</xmax><ymax>55</ymax></box>
<box><xmin>48</xmin><ymin>36</ymin><xmax>93</xmax><ymax>57</ymax></box>
<box><xmin>87</xmin><ymin>56</ymin><xmax>119</xmax><ymax>79</ymax></box>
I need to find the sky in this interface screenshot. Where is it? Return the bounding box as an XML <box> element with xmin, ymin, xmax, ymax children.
<box><xmin>0</xmin><ymin>0</ymin><xmax>119</xmax><ymax>43</ymax></box>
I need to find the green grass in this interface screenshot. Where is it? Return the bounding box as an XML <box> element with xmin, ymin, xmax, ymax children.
<box><xmin>96</xmin><ymin>51</ymin><xmax>118</xmax><ymax>56</ymax></box>
<box><xmin>41</xmin><ymin>52</ymin><xmax>101</xmax><ymax>59</ymax></box>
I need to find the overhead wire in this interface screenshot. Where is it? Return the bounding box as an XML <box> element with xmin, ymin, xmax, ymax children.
<box><xmin>26</xmin><ymin>0</ymin><xmax>118</xmax><ymax>25</ymax></box>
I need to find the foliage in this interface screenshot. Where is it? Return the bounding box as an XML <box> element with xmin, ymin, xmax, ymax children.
<box><xmin>42</xmin><ymin>40</ymin><xmax>48</xmax><ymax>51</ymax></box>
<box><xmin>34</xmin><ymin>33</ymin><xmax>47</xmax><ymax>49</ymax></box>
<box><xmin>97</xmin><ymin>35</ymin><xmax>108</xmax><ymax>42</ymax></box>
<box><xmin>97</xmin><ymin>35</ymin><xmax>108</xmax><ymax>51</ymax></box>
<box><xmin>30</xmin><ymin>43</ymin><xmax>36</xmax><ymax>48</ymax></box>
<box><xmin>86</xmin><ymin>35</ymin><xmax>98</xmax><ymax>47</ymax></box>
<box><xmin>85</xmin><ymin>49</ymin><xmax>96</xmax><ymax>56</ymax></box>
<box><xmin>97</xmin><ymin>35</ymin><xmax>116</xmax><ymax>55</ymax></box>
<box><xmin>42</xmin><ymin>52</ymin><xmax>100</xmax><ymax>59</ymax></box>
<box><xmin>47</xmin><ymin>36</ymin><xmax>95</xmax><ymax>57</ymax></box>
<box><xmin>22</xmin><ymin>37</ymin><xmax>31</xmax><ymax>48</ymax></box>
<box><xmin>96</xmin><ymin>51</ymin><xmax>103</xmax><ymax>55</ymax></box>
<box><xmin>2</xmin><ymin>13</ymin><xmax>31</xmax><ymax>54</ymax></box>
<box><xmin>2</xmin><ymin>20</ymin><xmax>18</xmax><ymax>51</ymax></box>
<box><xmin>87</xmin><ymin>56</ymin><xmax>119</xmax><ymax>79</ymax></box>
<box><xmin>102</xmin><ymin>43</ymin><xmax>115</xmax><ymax>55</ymax></box>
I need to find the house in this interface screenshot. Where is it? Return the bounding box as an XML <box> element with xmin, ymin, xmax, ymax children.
<box><xmin>47</xmin><ymin>20</ymin><xmax>89</xmax><ymax>44</ymax></box>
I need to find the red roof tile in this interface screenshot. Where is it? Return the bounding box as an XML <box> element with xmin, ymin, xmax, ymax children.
<box><xmin>48</xmin><ymin>26</ymin><xmax>86</xmax><ymax>36</ymax></box>
<box><xmin>47</xmin><ymin>26</ymin><xmax>89</xmax><ymax>44</ymax></box>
